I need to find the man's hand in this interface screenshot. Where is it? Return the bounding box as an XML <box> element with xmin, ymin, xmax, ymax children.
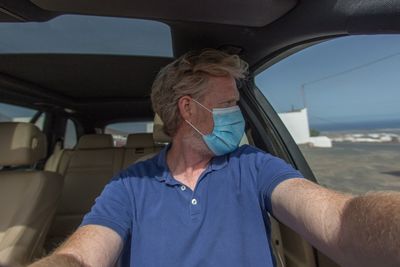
<box><xmin>29</xmin><ymin>225</ymin><xmax>123</xmax><ymax>267</ymax></box>
<box><xmin>271</xmin><ymin>178</ymin><xmax>400</xmax><ymax>267</ymax></box>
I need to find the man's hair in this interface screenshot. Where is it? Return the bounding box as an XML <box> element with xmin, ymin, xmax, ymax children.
<box><xmin>151</xmin><ymin>49</ymin><xmax>248</xmax><ymax>137</ymax></box>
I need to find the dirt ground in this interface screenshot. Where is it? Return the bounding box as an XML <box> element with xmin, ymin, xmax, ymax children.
<box><xmin>299</xmin><ymin>142</ymin><xmax>400</xmax><ymax>195</ymax></box>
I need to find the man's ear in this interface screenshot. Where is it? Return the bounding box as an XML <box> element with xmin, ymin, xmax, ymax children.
<box><xmin>178</xmin><ymin>96</ymin><xmax>192</xmax><ymax>120</ymax></box>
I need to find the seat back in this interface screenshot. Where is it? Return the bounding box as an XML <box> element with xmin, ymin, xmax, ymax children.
<box><xmin>132</xmin><ymin>114</ymin><xmax>171</xmax><ymax>163</ymax></box>
<box><xmin>122</xmin><ymin>133</ymin><xmax>164</xmax><ymax>168</ymax></box>
<box><xmin>152</xmin><ymin>113</ymin><xmax>171</xmax><ymax>143</ymax></box>
<box><xmin>46</xmin><ymin>134</ymin><xmax>124</xmax><ymax>248</ymax></box>
<box><xmin>0</xmin><ymin>122</ymin><xmax>63</xmax><ymax>266</ymax></box>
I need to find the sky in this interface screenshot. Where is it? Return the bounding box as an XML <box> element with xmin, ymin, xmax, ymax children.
<box><xmin>0</xmin><ymin>103</ymin><xmax>36</xmax><ymax>118</ymax></box>
<box><xmin>0</xmin><ymin>15</ymin><xmax>172</xmax><ymax>56</ymax></box>
<box><xmin>255</xmin><ymin>35</ymin><xmax>400</xmax><ymax>126</ymax></box>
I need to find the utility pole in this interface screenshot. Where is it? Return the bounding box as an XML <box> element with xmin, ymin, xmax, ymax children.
<box><xmin>301</xmin><ymin>84</ymin><xmax>307</xmax><ymax>108</ymax></box>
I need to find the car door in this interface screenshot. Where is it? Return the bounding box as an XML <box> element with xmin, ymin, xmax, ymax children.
<box><xmin>242</xmin><ymin>34</ymin><xmax>400</xmax><ymax>267</ymax></box>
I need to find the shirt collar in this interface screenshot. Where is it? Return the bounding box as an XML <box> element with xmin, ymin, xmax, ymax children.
<box><xmin>155</xmin><ymin>144</ymin><xmax>229</xmax><ymax>185</ymax></box>
<box><xmin>210</xmin><ymin>153</ymin><xmax>228</xmax><ymax>170</ymax></box>
<box><xmin>155</xmin><ymin>144</ymin><xmax>175</xmax><ymax>185</ymax></box>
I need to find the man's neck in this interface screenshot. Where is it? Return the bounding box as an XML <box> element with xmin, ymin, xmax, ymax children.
<box><xmin>166</xmin><ymin>135</ymin><xmax>212</xmax><ymax>190</ymax></box>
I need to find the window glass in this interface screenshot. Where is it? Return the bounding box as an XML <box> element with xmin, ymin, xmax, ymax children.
<box><xmin>0</xmin><ymin>102</ymin><xmax>37</xmax><ymax>122</ymax></box>
<box><xmin>105</xmin><ymin>121</ymin><xmax>153</xmax><ymax>147</ymax></box>
<box><xmin>64</xmin><ymin>119</ymin><xmax>77</xmax><ymax>149</ymax></box>
<box><xmin>0</xmin><ymin>15</ymin><xmax>172</xmax><ymax>57</ymax></box>
<box><xmin>34</xmin><ymin>112</ymin><xmax>46</xmax><ymax>131</ymax></box>
<box><xmin>256</xmin><ymin>35</ymin><xmax>400</xmax><ymax>194</ymax></box>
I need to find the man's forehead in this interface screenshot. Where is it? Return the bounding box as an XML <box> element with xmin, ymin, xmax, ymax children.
<box><xmin>203</xmin><ymin>79</ymin><xmax>239</xmax><ymax>103</ymax></box>
<box><xmin>206</xmin><ymin>76</ymin><xmax>237</xmax><ymax>92</ymax></box>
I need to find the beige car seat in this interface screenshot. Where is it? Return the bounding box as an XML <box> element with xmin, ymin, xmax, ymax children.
<box><xmin>122</xmin><ymin>133</ymin><xmax>165</xmax><ymax>167</ymax></box>
<box><xmin>0</xmin><ymin>122</ymin><xmax>63</xmax><ymax>266</ymax></box>
<box><xmin>46</xmin><ymin>134</ymin><xmax>124</xmax><ymax>249</ymax></box>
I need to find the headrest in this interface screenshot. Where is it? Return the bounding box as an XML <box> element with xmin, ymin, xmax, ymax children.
<box><xmin>0</xmin><ymin>122</ymin><xmax>47</xmax><ymax>166</ymax></box>
<box><xmin>153</xmin><ymin>114</ymin><xmax>171</xmax><ymax>143</ymax></box>
<box><xmin>76</xmin><ymin>134</ymin><xmax>114</xmax><ymax>149</ymax></box>
<box><xmin>126</xmin><ymin>133</ymin><xmax>155</xmax><ymax>148</ymax></box>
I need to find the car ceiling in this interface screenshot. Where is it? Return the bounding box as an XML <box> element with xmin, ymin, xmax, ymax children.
<box><xmin>0</xmin><ymin>0</ymin><xmax>400</xmax><ymax>125</ymax></box>
<box><xmin>0</xmin><ymin>54</ymin><xmax>173</xmax><ymax>100</ymax></box>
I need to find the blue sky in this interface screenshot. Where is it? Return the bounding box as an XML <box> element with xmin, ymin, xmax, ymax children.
<box><xmin>0</xmin><ymin>103</ymin><xmax>36</xmax><ymax>118</ymax></box>
<box><xmin>0</xmin><ymin>15</ymin><xmax>172</xmax><ymax>56</ymax></box>
<box><xmin>255</xmin><ymin>35</ymin><xmax>400</xmax><ymax>126</ymax></box>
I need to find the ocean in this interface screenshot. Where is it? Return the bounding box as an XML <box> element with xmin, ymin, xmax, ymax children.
<box><xmin>311</xmin><ymin>119</ymin><xmax>400</xmax><ymax>133</ymax></box>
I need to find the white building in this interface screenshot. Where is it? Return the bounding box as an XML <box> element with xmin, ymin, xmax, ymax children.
<box><xmin>278</xmin><ymin>108</ymin><xmax>332</xmax><ymax>148</ymax></box>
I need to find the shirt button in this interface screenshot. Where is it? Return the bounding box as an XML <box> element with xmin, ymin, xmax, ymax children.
<box><xmin>180</xmin><ymin>185</ymin><xmax>186</xmax><ymax>191</ymax></box>
<box><xmin>191</xmin><ymin>198</ymin><xmax>198</xmax><ymax>205</ymax></box>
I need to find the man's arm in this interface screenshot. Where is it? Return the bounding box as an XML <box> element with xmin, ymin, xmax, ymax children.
<box><xmin>29</xmin><ymin>225</ymin><xmax>123</xmax><ymax>267</ymax></box>
<box><xmin>271</xmin><ymin>178</ymin><xmax>400</xmax><ymax>267</ymax></box>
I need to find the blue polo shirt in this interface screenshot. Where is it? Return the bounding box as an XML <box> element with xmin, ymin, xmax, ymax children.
<box><xmin>81</xmin><ymin>144</ymin><xmax>303</xmax><ymax>266</ymax></box>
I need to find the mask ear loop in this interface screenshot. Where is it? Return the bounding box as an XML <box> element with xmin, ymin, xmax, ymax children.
<box><xmin>185</xmin><ymin>98</ymin><xmax>211</xmax><ymax>136</ymax></box>
<box><xmin>185</xmin><ymin>118</ymin><xmax>231</xmax><ymax>149</ymax></box>
<box><xmin>186</xmin><ymin>97</ymin><xmax>238</xmax><ymax>152</ymax></box>
<box><xmin>191</xmin><ymin>98</ymin><xmax>212</xmax><ymax>113</ymax></box>
<box><xmin>185</xmin><ymin>119</ymin><xmax>205</xmax><ymax>136</ymax></box>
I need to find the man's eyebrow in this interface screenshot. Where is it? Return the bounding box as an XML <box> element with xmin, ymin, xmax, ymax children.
<box><xmin>220</xmin><ymin>98</ymin><xmax>239</xmax><ymax>103</ymax></box>
<box><xmin>218</xmin><ymin>99</ymin><xmax>237</xmax><ymax>104</ymax></box>
<box><xmin>218</xmin><ymin>96</ymin><xmax>240</xmax><ymax>104</ymax></box>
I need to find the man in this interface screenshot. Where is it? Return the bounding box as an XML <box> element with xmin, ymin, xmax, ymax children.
<box><xmin>31</xmin><ymin>49</ymin><xmax>400</xmax><ymax>267</ymax></box>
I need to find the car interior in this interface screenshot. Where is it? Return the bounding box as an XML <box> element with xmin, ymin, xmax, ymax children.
<box><xmin>0</xmin><ymin>0</ymin><xmax>399</xmax><ymax>266</ymax></box>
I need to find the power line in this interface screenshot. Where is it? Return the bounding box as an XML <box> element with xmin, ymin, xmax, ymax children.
<box><xmin>302</xmin><ymin>51</ymin><xmax>400</xmax><ymax>86</ymax></box>
<box><xmin>300</xmin><ymin>51</ymin><xmax>400</xmax><ymax>108</ymax></box>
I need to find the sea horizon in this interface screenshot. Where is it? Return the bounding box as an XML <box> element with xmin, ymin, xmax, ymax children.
<box><xmin>311</xmin><ymin>118</ymin><xmax>400</xmax><ymax>133</ymax></box>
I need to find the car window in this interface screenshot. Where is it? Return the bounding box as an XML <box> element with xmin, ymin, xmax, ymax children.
<box><xmin>64</xmin><ymin>119</ymin><xmax>78</xmax><ymax>149</ymax></box>
<box><xmin>0</xmin><ymin>102</ymin><xmax>41</xmax><ymax>124</ymax></box>
<box><xmin>255</xmin><ymin>35</ymin><xmax>400</xmax><ymax>194</ymax></box>
<box><xmin>33</xmin><ymin>112</ymin><xmax>46</xmax><ymax>131</ymax></box>
<box><xmin>105</xmin><ymin>121</ymin><xmax>154</xmax><ymax>147</ymax></box>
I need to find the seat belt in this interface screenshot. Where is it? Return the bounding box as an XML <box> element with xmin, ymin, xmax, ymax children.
<box><xmin>44</xmin><ymin>140</ymin><xmax>64</xmax><ymax>173</ymax></box>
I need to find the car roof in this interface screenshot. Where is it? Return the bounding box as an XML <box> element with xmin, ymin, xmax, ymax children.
<box><xmin>1</xmin><ymin>0</ymin><xmax>400</xmax><ymax>126</ymax></box>
<box><xmin>3</xmin><ymin>1</ymin><xmax>400</xmax><ymax>66</ymax></box>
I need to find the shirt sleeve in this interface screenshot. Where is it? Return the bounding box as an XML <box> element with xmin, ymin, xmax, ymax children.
<box><xmin>255</xmin><ymin>150</ymin><xmax>304</xmax><ymax>215</ymax></box>
<box><xmin>80</xmin><ymin>173</ymin><xmax>134</xmax><ymax>241</ymax></box>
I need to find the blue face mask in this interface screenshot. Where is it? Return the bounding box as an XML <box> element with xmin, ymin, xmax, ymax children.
<box><xmin>185</xmin><ymin>99</ymin><xmax>245</xmax><ymax>156</ymax></box>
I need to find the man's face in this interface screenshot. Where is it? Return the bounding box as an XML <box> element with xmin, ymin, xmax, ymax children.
<box><xmin>192</xmin><ymin>75</ymin><xmax>240</xmax><ymax>135</ymax></box>
<box><xmin>183</xmin><ymin>75</ymin><xmax>240</xmax><ymax>155</ymax></box>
